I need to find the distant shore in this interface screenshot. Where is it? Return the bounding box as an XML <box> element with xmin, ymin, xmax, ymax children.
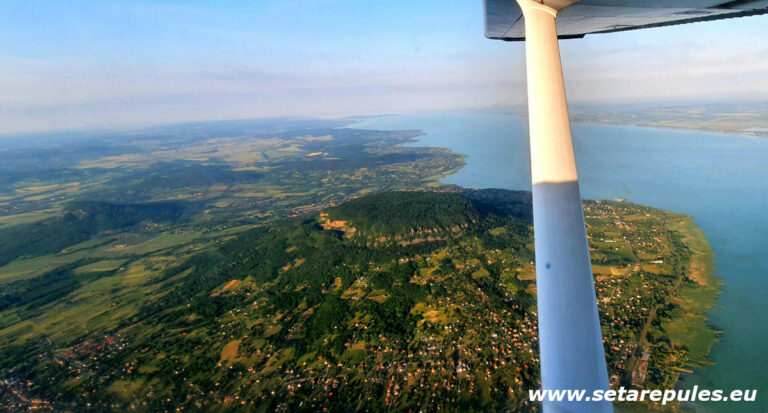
<box><xmin>490</xmin><ymin>103</ymin><xmax>768</xmax><ymax>139</ymax></box>
<box><xmin>575</xmin><ymin>119</ymin><xmax>768</xmax><ymax>139</ymax></box>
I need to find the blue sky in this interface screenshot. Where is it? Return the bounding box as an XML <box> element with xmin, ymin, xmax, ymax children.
<box><xmin>1</xmin><ymin>0</ymin><xmax>767</xmax><ymax>134</ymax></box>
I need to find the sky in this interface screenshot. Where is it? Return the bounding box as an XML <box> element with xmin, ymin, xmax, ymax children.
<box><xmin>1</xmin><ymin>0</ymin><xmax>768</xmax><ymax>134</ymax></box>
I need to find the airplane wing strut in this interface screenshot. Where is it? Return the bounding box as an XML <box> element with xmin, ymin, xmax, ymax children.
<box><xmin>516</xmin><ymin>1</ymin><xmax>612</xmax><ymax>411</ymax></box>
<box><xmin>484</xmin><ymin>0</ymin><xmax>768</xmax><ymax>411</ymax></box>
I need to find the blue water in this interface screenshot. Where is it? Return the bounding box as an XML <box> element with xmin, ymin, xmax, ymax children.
<box><xmin>352</xmin><ymin>111</ymin><xmax>768</xmax><ymax>411</ymax></box>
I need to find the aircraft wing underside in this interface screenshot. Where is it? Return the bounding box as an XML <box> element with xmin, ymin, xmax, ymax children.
<box><xmin>485</xmin><ymin>0</ymin><xmax>768</xmax><ymax>40</ymax></box>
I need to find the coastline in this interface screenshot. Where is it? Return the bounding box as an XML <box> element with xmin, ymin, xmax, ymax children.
<box><xmin>425</xmin><ymin>150</ymin><xmax>724</xmax><ymax>381</ymax></box>
<box><xmin>397</xmin><ymin>121</ymin><xmax>725</xmax><ymax>373</ymax></box>
<box><xmin>664</xmin><ymin>216</ymin><xmax>722</xmax><ymax>369</ymax></box>
<box><xmin>353</xmin><ymin>112</ymin><xmax>727</xmax><ymax>386</ymax></box>
<box><xmin>426</xmin><ymin>142</ymin><xmax>723</xmax><ymax>378</ymax></box>
<box><xmin>354</xmin><ymin>111</ymin><xmax>768</xmax><ymax>409</ymax></box>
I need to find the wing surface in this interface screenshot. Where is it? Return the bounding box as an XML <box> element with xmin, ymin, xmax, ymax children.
<box><xmin>485</xmin><ymin>0</ymin><xmax>768</xmax><ymax>40</ymax></box>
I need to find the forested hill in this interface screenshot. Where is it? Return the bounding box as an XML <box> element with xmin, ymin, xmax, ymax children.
<box><xmin>323</xmin><ymin>189</ymin><xmax>532</xmax><ymax>239</ymax></box>
<box><xmin>326</xmin><ymin>191</ymin><xmax>480</xmax><ymax>234</ymax></box>
<box><xmin>1</xmin><ymin>190</ymin><xmax>710</xmax><ymax>412</ymax></box>
<box><xmin>1</xmin><ymin>189</ymin><xmax>542</xmax><ymax>412</ymax></box>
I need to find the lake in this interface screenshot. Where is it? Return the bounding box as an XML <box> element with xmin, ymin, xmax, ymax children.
<box><xmin>352</xmin><ymin>111</ymin><xmax>768</xmax><ymax>411</ymax></box>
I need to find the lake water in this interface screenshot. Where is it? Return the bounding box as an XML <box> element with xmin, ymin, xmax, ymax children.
<box><xmin>352</xmin><ymin>111</ymin><xmax>768</xmax><ymax>411</ymax></box>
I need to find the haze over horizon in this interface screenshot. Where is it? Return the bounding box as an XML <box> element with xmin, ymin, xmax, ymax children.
<box><xmin>2</xmin><ymin>0</ymin><xmax>768</xmax><ymax>134</ymax></box>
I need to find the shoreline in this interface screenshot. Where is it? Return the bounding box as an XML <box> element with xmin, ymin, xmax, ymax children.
<box><xmin>353</xmin><ymin>114</ymin><xmax>725</xmax><ymax>384</ymax></box>
<box><xmin>426</xmin><ymin>142</ymin><xmax>724</xmax><ymax>379</ymax></box>
<box><xmin>354</xmin><ymin>111</ymin><xmax>768</xmax><ymax>408</ymax></box>
<box><xmin>664</xmin><ymin>216</ymin><xmax>722</xmax><ymax>369</ymax></box>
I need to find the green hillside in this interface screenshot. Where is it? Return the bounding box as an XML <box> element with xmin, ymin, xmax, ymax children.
<box><xmin>0</xmin><ymin>201</ymin><xmax>190</xmax><ymax>267</ymax></box>
<box><xmin>0</xmin><ymin>190</ymin><xmax>716</xmax><ymax>412</ymax></box>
